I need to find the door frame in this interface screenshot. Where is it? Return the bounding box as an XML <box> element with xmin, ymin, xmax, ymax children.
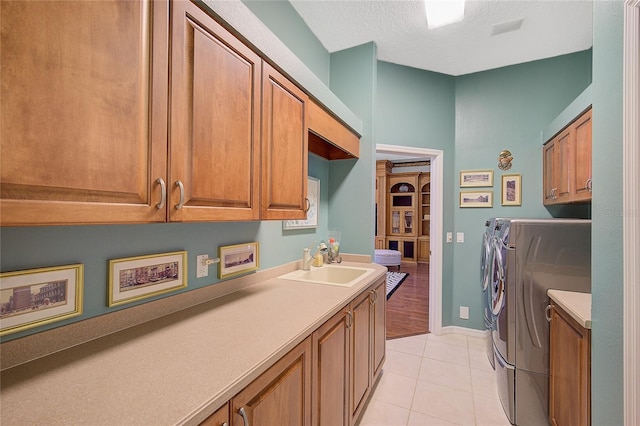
<box><xmin>376</xmin><ymin>144</ymin><xmax>443</xmax><ymax>335</ymax></box>
<box><xmin>623</xmin><ymin>0</ymin><xmax>640</xmax><ymax>423</ymax></box>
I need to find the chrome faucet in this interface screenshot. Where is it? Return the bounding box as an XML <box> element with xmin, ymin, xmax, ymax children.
<box><xmin>302</xmin><ymin>248</ymin><xmax>312</xmax><ymax>271</ymax></box>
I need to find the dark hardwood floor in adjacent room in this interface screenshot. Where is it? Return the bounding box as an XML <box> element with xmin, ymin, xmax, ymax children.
<box><xmin>386</xmin><ymin>262</ymin><xmax>430</xmax><ymax>340</ymax></box>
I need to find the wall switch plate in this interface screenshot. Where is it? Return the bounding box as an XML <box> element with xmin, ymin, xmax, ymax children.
<box><xmin>460</xmin><ymin>306</ymin><xmax>469</xmax><ymax>320</ymax></box>
<box><xmin>446</xmin><ymin>232</ymin><xmax>453</xmax><ymax>243</ymax></box>
<box><xmin>197</xmin><ymin>254</ymin><xmax>209</xmax><ymax>278</ymax></box>
<box><xmin>456</xmin><ymin>232</ymin><xmax>464</xmax><ymax>243</ymax></box>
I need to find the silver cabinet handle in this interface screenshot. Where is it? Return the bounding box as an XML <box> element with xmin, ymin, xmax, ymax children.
<box><xmin>346</xmin><ymin>311</ymin><xmax>353</xmax><ymax>329</ymax></box>
<box><xmin>586</xmin><ymin>178</ymin><xmax>592</xmax><ymax>192</ymax></box>
<box><xmin>304</xmin><ymin>197</ymin><xmax>310</xmax><ymax>213</ymax></box>
<box><xmin>175</xmin><ymin>180</ymin><xmax>185</xmax><ymax>210</ymax></box>
<box><xmin>238</xmin><ymin>407</ymin><xmax>249</xmax><ymax>426</ymax></box>
<box><xmin>155</xmin><ymin>178</ymin><xmax>166</xmax><ymax>209</ymax></box>
<box><xmin>222</xmin><ymin>423</ymin><xmax>228</xmax><ymax>426</ymax></box>
<box><xmin>369</xmin><ymin>289</ymin><xmax>378</xmax><ymax>304</ymax></box>
<box><xmin>545</xmin><ymin>305</ymin><xmax>552</xmax><ymax>322</ymax></box>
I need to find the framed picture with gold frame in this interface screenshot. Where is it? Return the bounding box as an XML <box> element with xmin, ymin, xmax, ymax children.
<box><xmin>1</xmin><ymin>264</ymin><xmax>84</xmax><ymax>336</ymax></box>
<box><xmin>501</xmin><ymin>174</ymin><xmax>522</xmax><ymax>206</ymax></box>
<box><xmin>219</xmin><ymin>242</ymin><xmax>259</xmax><ymax>279</ymax></box>
<box><xmin>108</xmin><ymin>251</ymin><xmax>187</xmax><ymax>307</ymax></box>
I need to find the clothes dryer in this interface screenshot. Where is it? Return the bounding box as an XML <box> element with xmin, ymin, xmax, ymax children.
<box><xmin>490</xmin><ymin>219</ymin><xmax>591</xmax><ymax>425</ymax></box>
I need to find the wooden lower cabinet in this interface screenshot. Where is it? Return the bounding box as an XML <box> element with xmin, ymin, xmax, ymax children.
<box><xmin>371</xmin><ymin>279</ymin><xmax>386</xmax><ymax>381</ymax></box>
<box><xmin>201</xmin><ymin>280</ymin><xmax>385</xmax><ymax>426</ymax></box>
<box><xmin>312</xmin><ymin>307</ymin><xmax>350</xmax><ymax>426</ymax></box>
<box><xmin>200</xmin><ymin>402</ymin><xmax>230</xmax><ymax>426</ymax></box>
<box><xmin>350</xmin><ymin>289</ymin><xmax>372</xmax><ymax>424</ymax></box>
<box><xmin>549</xmin><ymin>303</ymin><xmax>591</xmax><ymax>426</ymax></box>
<box><xmin>312</xmin><ymin>278</ymin><xmax>386</xmax><ymax>426</ymax></box>
<box><xmin>231</xmin><ymin>338</ymin><xmax>311</xmax><ymax>426</ymax></box>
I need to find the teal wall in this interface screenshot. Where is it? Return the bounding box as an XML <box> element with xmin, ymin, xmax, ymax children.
<box><xmin>591</xmin><ymin>1</ymin><xmax>624</xmax><ymax>423</ymax></box>
<box><xmin>0</xmin><ymin>154</ymin><xmax>331</xmax><ymax>342</ymax></box>
<box><xmin>327</xmin><ymin>43</ymin><xmax>377</xmax><ymax>257</ymax></box>
<box><xmin>374</xmin><ymin>62</ymin><xmax>456</xmax><ymax>325</ymax></box>
<box><xmin>452</xmin><ymin>51</ymin><xmax>592</xmax><ymax>328</ymax></box>
<box><xmin>241</xmin><ymin>0</ymin><xmax>330</xmax><ymax>85</ymax></box>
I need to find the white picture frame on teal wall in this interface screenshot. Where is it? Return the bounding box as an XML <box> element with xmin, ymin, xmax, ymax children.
<box><xmin>283</xmin><ymin>176</ymin><xmax>319</xmax><ymax>230</ymax></box>
<box><xmin>460</xmin><ymin>169</ymin><xmax>494</xmax><ymax>187</ymax></box>
<box><xmin>459</xmin><ymin>190</ymin><xmax>493</xmax><ymax>208</ymax></box>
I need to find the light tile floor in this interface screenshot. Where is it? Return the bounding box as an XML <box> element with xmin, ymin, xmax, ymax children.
<box><xmin>358</xmin><ymin>333</ymin><xmax>512</xmax><ymax>426</ymax></box>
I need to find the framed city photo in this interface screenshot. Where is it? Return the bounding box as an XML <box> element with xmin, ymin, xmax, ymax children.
<box><xmin>219</xmin><ymin>242</ymin><xmax>259</xmax><ymax>279</ymax></box>
<box><xmin>1</xmin><ymin>264</ymin><xmax>84</xmax><ymax>336</ymax></box>
<box><xmin>501</xmin><ymin>174</ymin><xmax>522</xmax><ymax>206</ymax></box>
<box><xmin>460</xmin><ymin>170</ymin><xmax>494</xmax><ymax>187</ymax></box>
<box><xmin>459</xmin><ymin>191</ymin><xmax>493</xmax><ymax>208</ymax></box>
<box><xmin>108</xmin><ymin>251</ymin><xmax>187</xmax><ymax>307</ymax></box>
<box><xmin>283</xmin><ymin>177</ymin><xmax>319</xmax><ymax>230</ymax></box>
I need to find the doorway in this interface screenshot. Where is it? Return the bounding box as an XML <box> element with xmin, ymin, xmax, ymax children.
<box><xmin>376</xmin><ymin>144</ymin><xmax>443</xmax><ymax>336</ymax></box>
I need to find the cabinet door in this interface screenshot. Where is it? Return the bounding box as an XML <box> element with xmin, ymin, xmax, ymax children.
<box><xmin>232</xmin><ymin>338</ymin><xmax>311</xmax><ymax>426</ymax></box>
<box><xmin>261</xmin><ymin>62</ymin><xmax>309</xmax><ymax>220</ymax></box>
<box><xmin>543</xmin><ymin>141</ymin><xmax>557</xmax><ymax>205</ymax></box>
<box><xmin>350</xmin><ymin>291</ymin><xmax>372</xmax><ymax>424</ymax></box>
<box><xmin>169</xmin><ymin>1</ymin><xmax>261</xmax><ymax>222</ymax></box>
<box><xmin>370</xmin><ymin>280</ymin><xmax>386</xmax><ymax>381</ymax></box>
<box><xmin>554</xmin><ymin>128</ymin><xmax>573</xmax><ymax>203</ymax></box>
<box><xmin>200</xmin><ymin>402</ymin><xmax>229</xmax><ymax>426</ymax></box>
<box><xmin>572</xmin><ymin>109</ymin><xmax>592</xmax><ymax>203</ymax></box>
<box><xmin>549</xmin><ymin>305</ymin><xmax>591</xmax><ymax>426</ymax></box>
<box><xmin>0</xmin><ymin>0</ymin><xmax>169</xmax><ymax>225</ymax></box>
<box><xmin>418</xmin><ymin>238</ymin><xmax>430</xmax><ymax>263</ymax></box>
<box><xmin>312</xmin><ymin>308</ymin><xmax>350</xmax><ymax>426</ymax></box>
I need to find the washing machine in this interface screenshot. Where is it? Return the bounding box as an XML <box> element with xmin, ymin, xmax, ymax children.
<box><xmin>480</xmin><ymin>218</ymin><xmax>499</xmax><ymax>369</ymax></box>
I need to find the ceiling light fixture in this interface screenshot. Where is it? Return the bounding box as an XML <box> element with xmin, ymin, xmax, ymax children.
<box><xmin>424</xmin><ymin>0</ymin><xmax>466</xmax><ymax>29</ymax></box>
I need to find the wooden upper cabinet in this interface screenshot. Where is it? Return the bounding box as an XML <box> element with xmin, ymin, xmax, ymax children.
<box><xmin>169</xmin><ymin>0</ymin><xmax>261</xmax><ymax>222</ymax></box>
<box><xmin>0</xmin><ymin>0</ymin><xmax>169</xmax><ymax>225</ymax></box>
<box><xmin>261</xmin><ymin>62</ymin><xmax>309</xmax><ymax>220</ymax></box>
<box><xmin>572</xmin><ymin>109</ymin><xmax>593</xmax><ymax>203</ymax></box>
<box><xmin>542</xmin><ymin>107</ymin><xmax>592</xmax><ymax>206</ymax></box>
<box><xmin>307</xmin><ymin>100</ymin><xmax>359</xmax><ymax>160</ymax></box>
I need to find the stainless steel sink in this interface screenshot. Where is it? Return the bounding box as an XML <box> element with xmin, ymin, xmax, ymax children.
<box><xmin>278</xmin><ymin>265</ymin><xmax>376</xmax><ymax>287</ymax></box>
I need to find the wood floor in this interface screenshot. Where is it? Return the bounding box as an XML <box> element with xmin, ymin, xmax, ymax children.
<box><xmin>386</xmin><ymin>262</ymin><xmax>430</xmax><ymax>340</ymax></box>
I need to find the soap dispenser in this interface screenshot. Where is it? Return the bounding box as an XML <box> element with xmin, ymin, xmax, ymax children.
<box><xmin>302</xmin><ymin>248</ymin><xmax>312</xmax><ymax>271</ymax></box>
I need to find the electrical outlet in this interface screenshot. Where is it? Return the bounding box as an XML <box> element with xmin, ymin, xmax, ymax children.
<box><xmin>446</xmin><ymin>232</ymin><xmax>453</xmax><ymax>243</ymax></box>
<box><xmin>197</xmin><ymin>254</ymin><xmax>209</xmax><ymax>278</ymax></box>
<box><xmin>460</xmin><ymin>306</ymin><xmax>469</xmax><ymax>320</ymax></box>
<box><xmin>456</xmin><ymin>232</ymin><xmax>465</xmax><ymax>243</ymax></box>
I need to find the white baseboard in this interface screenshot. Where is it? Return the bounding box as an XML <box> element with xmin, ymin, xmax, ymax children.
<box><xmin>438</xmin><ymin>325</ymin><xmax>488</xmax><ymax>340</ymax></box>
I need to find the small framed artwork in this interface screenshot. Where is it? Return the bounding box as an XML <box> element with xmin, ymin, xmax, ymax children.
<box><xmin>108</xmin><ymin>251</ymin><xmax>187</xmax><ymax>307</ymax></box>
<box><xmin>460</xmin><ymin>170</ymin><xmax>494</xmax><ymax>187</ymax></box>
<box><xmin>501</xmin><ymin>174</ymin><xmax>522</xmax><ymax>206</ymax></box>
<box><xmin>460</xmin><ymin>191</ymin><xmax>493</xmax><ymax>208</ymax></box>
<box><xmin>219</xmin><ymin>242</ymin><xmax>259</xmax><ymax>279</ymax></box>
<box><xmin>1</xmin><ymin>264</ymin><xmax>84</xmax><ymax>336</ymax></box>
<box><xmin>283</xmin><ymin>176</ymin><xmax>319</xmax><ymax>230</ymax></box>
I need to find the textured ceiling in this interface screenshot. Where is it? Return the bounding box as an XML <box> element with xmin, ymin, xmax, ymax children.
<box><xmin>290</xmin><ymin>0</ymin><xmax>593</xmax><ymax>76</ymax></box>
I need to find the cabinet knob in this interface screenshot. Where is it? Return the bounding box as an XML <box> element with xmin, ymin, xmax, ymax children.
<box><xmin>155</xmin><ymin>177</ymin><xmax>166</xmax><ymax>209</ymax></box>
<box><xmin>175</xmin><ymin>180</ymin><xmax>185</xmax><ymax>210</ymax></box>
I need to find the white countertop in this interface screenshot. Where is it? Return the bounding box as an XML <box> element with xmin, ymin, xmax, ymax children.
<box><xmin>0</xmin><ymin>261</ymin><xmax>385</xmax><ymax>426</ymax></box>
<box><xmin>548</xmin><ymin>289</ymin><xmax>592</xmax><ymax>329</ymax></box>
